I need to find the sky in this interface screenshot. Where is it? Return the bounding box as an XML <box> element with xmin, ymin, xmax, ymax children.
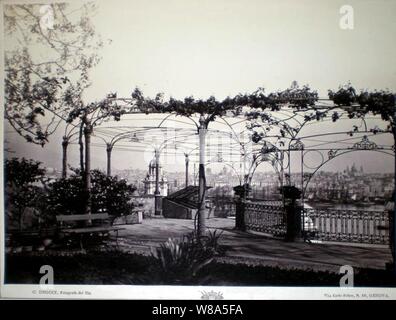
<box><xmin>3</xmin><ymin>0</ymin><xmax>396</xmax><ymax>175</ymax></box>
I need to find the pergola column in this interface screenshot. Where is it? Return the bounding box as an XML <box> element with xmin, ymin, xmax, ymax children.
<box><xmin>106</xmin><ymin>143</ymin><xmax>113</xmax><ymax>176</ymax></box>
<box><xmin>197</xmin><ymin>115</ymin><xmax>208</xmax><ymax>237</ymax></box>
<box><xmin>185</xmin><ymin>153</ymin><xmax>189</xmax><ymax>187</ymax></box>
<box><xmin>84</xmin><ymin>121</ymin><xmax>93</xmax><ymax>217</ymax></box>
<box><xmin>61</xmin><ymin>136</ymin><xmax>69</xmax><ymax>178</ymax></box>
<box><xmin>154</xmin><ymin>148</ymin><xmax>161</xmax><ymax>216</ymax></box>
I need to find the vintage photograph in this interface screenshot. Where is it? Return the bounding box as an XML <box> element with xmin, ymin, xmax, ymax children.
<box><xmin>1</xmin><ymin>0</ymin><xmax>396</xmax><ymax>299</ymax></box>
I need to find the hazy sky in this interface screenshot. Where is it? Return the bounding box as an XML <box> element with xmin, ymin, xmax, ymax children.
<box><xmin>3</xmin><ymin>0</ymin><xmax>396</xmax><ymax>175</ymax></box>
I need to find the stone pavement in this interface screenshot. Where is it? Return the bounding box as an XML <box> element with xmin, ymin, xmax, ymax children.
<box><xmin>115</xmin><ymin>217</ymin><xmax>392</xmax><ymax>273</ymax></box>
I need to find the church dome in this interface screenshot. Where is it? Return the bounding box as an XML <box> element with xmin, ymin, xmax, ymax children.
<box><xmin>149</xmin><ymin>157</ymin><xmax>162</xmax><ymax>168</ymax></box>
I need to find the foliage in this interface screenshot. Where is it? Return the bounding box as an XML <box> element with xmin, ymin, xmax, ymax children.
<box><xmin>107</xmin><ymin>83</ymin><xmax>396</xmax><ymax>139</ymax></box>
<box><xmin>6</xmin><ymin>251</ymin><xmax>396</xmax><ymax>286</ymax></box>
<box><xmin>5</xmin><ymin>250</ymin><xmax>152</xmax><ymax>285</ymax></box>
<box><xmin>132</xmin><ymin>87</ymin><xmax>317</xmax><ymax>123</ymax></box>
<box><xmin>45</xmin><ymin>171</ymin><xmax>86</xmax><ymax>216</ymax></box>
<box><xmin>4</xmin><ymin>158</ymin><xmax>47</xmax><ymax>230</ymax></box>
<box><xmin>5</xmin><ymin>157</ymin><xmax>46</xmax><ymax>186</ymax></box>
<box><xmin>328</xmin><ymin>84</ymin><xmax>395</xmax><ymax>130</ymax></box>
<box><xmin>244</xmin><ymin>83</ymin><xmax>319</xmax><ymax>144</ymax></box>
<box><xmin>242</xmin><ymin>83</ymin><xmax>395</xmax><ymax>173</ymax></box>
<box><xmin>46</xmin><ymin>169</ymin><xmax>136</xmax><ymax>217</ymax></box>
<box><xmin>90</xmin><ymin>170</ymin><xmax>137</xmax><ymax>216</ymax></box>
<box><xmin>201</xmin><ymin>229</ymin><xmax>223</xmax><ymax>254</ymax></box>
<box><xmin>150</xmin><ymin>230</ymin><xmax>222</xmax><ymax>284</ymax></box>
<box><xmin>66</xmin><ymin>98</ymin><xmax>127</xmax><ymax>126</ymax></box>
<box><xmin>131</xmin><ymin>84</ymin><xmax>318</xmax><ymax>125</ymax></box>
<box><xmin>4</xmin><ymin>3</ymin><xmax>104</xmax><ymax>145</ymax></box>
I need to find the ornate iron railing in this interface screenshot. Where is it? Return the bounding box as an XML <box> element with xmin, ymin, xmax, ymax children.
<box><xmin>302</xmin><ymin>208</ymin><xmax>390</xmax><ymax>245</ymax></box>
<box><xmin>244</xmin><ymin>200</ymin><xmax>286</xmax><ymax>237</ymax></box>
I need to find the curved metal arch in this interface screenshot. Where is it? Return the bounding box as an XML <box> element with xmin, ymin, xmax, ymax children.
<box><xmin>214</xmin><ymin>116</ymin><xmax>252</xmax><ymax>153</ymax></box>
<box><xmin>156</xmin><ymin>112</ymin><xmax>199</xmax><ymax>130</ymax></box>
<box><xmin>93</xmin><ymin>126</ymin><xmax>196</xmax><ymax>148</ymax></box>
<box><xmin>247</xmin><ymin>151</ymin><xmax>284</xmax><ymax>187</ymax></box>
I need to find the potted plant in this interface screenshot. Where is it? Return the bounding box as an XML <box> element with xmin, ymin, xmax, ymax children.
<box><xmin>280</xmin><ymin>186</ymin><xmax>301</xmax><ymax>203</ymax></box>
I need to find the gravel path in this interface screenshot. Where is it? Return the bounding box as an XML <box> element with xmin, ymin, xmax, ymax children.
<box><xmin>114</xmin><ymin>217</ymin><xmax>392</xmax><ymax>272</ymax></box>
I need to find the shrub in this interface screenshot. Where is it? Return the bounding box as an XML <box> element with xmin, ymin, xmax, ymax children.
<box><xmin>46</xmin><ymin>169</ymin><xmax>136</xmax><ymax>217</ymax></box>
<box><xmin>200</xmin><ymin>229</ymin><xmax>223</xmax><ymax>254</ymax></box>
<box><xmin>4</xmin><ymin>158</ymin><xmax>47</xmax><ymax>230</ymax></box>
<box><xmin>150</xmin><ymin>231</ymin><xmax>223</xmax><ymax>284</ymax></box>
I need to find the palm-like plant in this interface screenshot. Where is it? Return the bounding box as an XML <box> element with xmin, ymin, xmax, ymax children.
<box><xmin>150</xmin><ymin>230</ymin><xmax>223</xmax><ymax>284</ymax></box>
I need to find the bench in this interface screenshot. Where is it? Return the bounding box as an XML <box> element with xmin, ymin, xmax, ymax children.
<box><xmin>56</xmin><ymin>213</ymin><xmax>124</xmax><ymax>249</ymax></box>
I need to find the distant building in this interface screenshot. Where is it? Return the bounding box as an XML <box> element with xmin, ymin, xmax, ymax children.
<box><xmin>143</xmin><ymin>156</ymin><xmax>168</xmax><ymax>196</ymax></box>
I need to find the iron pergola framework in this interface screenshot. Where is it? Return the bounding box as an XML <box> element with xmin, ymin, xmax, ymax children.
<box><xmin>54</xmin><ymin>90</ymin><xmax>396</xmax><ymax>274</ymax></box>
<box><xmin>61</xmin><ymin>95</ymin><xmax>395</xmax><ymax>205</ymax></box>
<box><xmin>240</xmin><ymin>107</ymin><xmax>395</xmax><ymax>205</ymax></box>
<box><xmin>62</xmin><ymin>97</ymin><xmax>394</xmax><ymax>198</ymax></box>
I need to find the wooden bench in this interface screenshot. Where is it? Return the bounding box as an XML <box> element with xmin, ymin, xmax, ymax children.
<box><xmin>56</xmin><ymin>213</ymin><xmax>124</xmax><ymax>249</ymax></box>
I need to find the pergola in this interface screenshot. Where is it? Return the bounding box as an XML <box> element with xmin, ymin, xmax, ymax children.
<box><xmin>58</xmin><ymin>87</ymin><xmax>395</xmax><ymax>243</ymax></box>
<box><xmin>62</xmin><ymin>105</ymin><xmax>255</xmax><ymax>219</ymax></box>
<box><xmin>58</xmin><ymin>90</ymin><xmax>394</xmax><ymax>228</ymax></box>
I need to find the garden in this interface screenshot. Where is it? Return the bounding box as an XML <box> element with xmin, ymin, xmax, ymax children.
<box><xmin>6</xmin><ymin>245</ymin><xmax>396</xmax><ymax>287</ymax></box>
<box><xmin>4</xmin><ymin>157</ymin><xmax>137</xmax><ymax>252</ymax></box>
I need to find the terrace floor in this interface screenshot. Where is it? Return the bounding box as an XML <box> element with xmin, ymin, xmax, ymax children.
<box><xmin>115</xmin><ymin>217</ymin><xmax>393</xmax><ymax>273</ymax></box>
